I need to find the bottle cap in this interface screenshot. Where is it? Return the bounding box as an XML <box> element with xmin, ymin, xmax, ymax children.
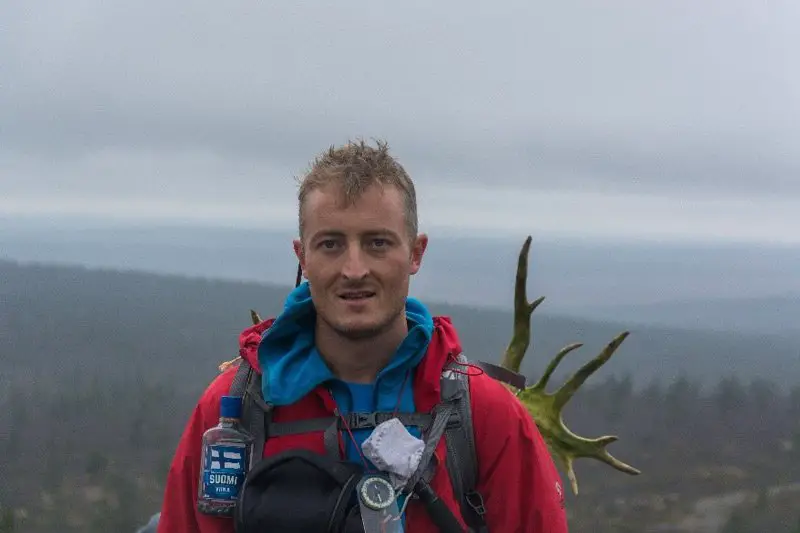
<box><xmin>220</xmin><ymin>395</ymin><xmax>243</xmax><ymax>419</ymax></box>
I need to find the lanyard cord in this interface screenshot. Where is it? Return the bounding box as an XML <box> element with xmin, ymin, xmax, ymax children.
<box><xmin>331</xmin><ymin>369</ymin><xmax>412</xmax><ymax>471</ymax></box>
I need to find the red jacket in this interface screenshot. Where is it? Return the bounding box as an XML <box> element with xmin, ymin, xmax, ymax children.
<box><xmin>157</xmin><ymin>316</ymin><xmax>569</xmax><ymax>532</ymax></box>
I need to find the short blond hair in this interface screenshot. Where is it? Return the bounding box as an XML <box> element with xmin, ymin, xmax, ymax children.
<box><xmin>297</xmin><ymin>139</ymin><xmax>418</xmax><ymax>239</ymax></box>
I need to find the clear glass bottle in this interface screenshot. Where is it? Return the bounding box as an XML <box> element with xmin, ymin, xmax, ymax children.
<box><xmin>197</xmin><ymin>395</ymin><xmax>253</xmax><ymax>516</ymax></box>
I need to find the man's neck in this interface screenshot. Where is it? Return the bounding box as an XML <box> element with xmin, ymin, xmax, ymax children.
<box><xmin>316</xmin><ymin>319</ymin><xmax>409</xmax><ymax>384</ymax></box>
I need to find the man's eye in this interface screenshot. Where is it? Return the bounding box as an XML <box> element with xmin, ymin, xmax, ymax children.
<box><xmin>372</xmin><ymin>239</ymin><xmax>388</xmax><ymax>248</ymax></box>
<box><xmin>320</xmin><ymin>240</ymin><xmax>338</xmax><ymax>249</ymax></box>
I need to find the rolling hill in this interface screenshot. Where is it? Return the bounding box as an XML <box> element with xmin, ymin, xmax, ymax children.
<box><xmin>2</xmin><ymin>258</ymin><xmax>799</xmax><ymax>393</ymax></box>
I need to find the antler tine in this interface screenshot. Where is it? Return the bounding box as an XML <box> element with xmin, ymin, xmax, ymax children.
<box><xmin>552</xmin><ymin>331</ymin><xmax>630</xmax><ymax>411</ymax></box>
<box><xmin>595</xmin><ymin>445</ymin><xmax>642</xmax><ymax>476</ymax></box>
<box><xmin>502</xmin><ymin>235</ymin><xmax>545</xmax><ymax>374</ymax></box>
<box><xmin>530</xmin><ymin>342</ymin><xmax>584</xmax><ymax>392</ymax></box>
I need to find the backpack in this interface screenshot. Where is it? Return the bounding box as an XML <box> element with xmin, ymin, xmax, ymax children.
<box><xmin>227</xmin><ymin>352</ymin><xmax>525</xmax><ymax>533</ymax></box>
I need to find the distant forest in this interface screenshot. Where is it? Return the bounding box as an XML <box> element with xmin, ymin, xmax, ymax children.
<box><xmin>1</xmin><ymin>260</ymin><xmax>799</xmax><ymax>532</ymax></box>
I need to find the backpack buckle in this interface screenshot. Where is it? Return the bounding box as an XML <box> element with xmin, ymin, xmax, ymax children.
<box><xmin>465</xmin><ymin>490</ymin><xmax>487</xmax><ymax>517</ymax></box>
<box><xmin>445</xmin><ymin>411</ymin><xmax>462</xmax><ymax>429</ymax></box>
<box><xmin>348</xmin><ymin>412</ymin><xmax>380</xmax><ymax>429</ymax></box>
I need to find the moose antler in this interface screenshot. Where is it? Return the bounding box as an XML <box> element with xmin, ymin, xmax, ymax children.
<box><xmin>501</xmin><ymin>235</ymin><xmax>640</xmax><ymax>495</ymax></box>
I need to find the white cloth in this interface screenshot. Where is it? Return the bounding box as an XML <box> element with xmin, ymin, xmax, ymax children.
<box><xmin>361</xmin><ymin>417</ymin><xmax>425</xmax><ymax>486</ymax></box>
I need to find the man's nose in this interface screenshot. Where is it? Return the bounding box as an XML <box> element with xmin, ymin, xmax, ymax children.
<box><xmin>341</xmin><ymin>246</ymin><xmax>369</xmax><ymax>280</ymax></box>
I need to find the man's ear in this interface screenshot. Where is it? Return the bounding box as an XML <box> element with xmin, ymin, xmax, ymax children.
<box><xmin>409</xmin><ymin>233</ymin><xmax>428</xmax><ymax>276</ymax></box>
<box><xmin>293</xmin><ymin>239</ymin><xmax>306</xmax><ymax>276</ymax></box>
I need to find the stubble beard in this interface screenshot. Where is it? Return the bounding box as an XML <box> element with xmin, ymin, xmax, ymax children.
<box><xmin>321</xmin><ymin>298</ymin><xmax>407</xmax><ymax>341</ymax></box>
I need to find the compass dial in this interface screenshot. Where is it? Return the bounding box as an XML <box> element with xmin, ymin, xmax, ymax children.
<box><xmin>359</xmin><ymin>476</ymin><xmax>396</xmax><ymax>511</ymax></box>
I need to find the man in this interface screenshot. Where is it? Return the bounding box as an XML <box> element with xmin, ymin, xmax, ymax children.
<box><xmin>157</xmin><ymin>140</ymin><xmax>569</xmax><ymax>532</ymax></box>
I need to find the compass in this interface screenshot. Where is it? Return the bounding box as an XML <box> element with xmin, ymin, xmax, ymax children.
<box><xmin>358</xmin><ymin>475</ymin><xmax>396</xmax><ymax>511</ymax></box>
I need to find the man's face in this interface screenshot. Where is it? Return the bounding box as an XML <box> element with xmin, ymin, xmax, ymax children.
<box><xmin>293</xmin><ymin>183</ymin><xmax>428</xmax><ymax>340</ymax></box>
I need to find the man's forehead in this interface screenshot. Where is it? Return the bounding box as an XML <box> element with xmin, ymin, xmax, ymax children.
<box><xmin>304</xmin><ymin>182</ymin><xmax>401</xmax><ymax>208</ymax></box>
<box><xmin>300</xmin><ymin>182</ymin><xmax>410</xmax><ymax>243</ymax></box>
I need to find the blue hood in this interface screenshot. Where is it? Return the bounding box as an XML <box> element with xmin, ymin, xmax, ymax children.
<box><xmin>257</xmin><ymin>281</ymin><xmax>434</xmax><ymax>409</ymax></box>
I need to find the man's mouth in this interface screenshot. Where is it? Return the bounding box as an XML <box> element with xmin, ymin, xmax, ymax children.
<box><xmin>338</xmin><ymin>291</ymin><xmax>376</xmax><ymax>301</ymax></box>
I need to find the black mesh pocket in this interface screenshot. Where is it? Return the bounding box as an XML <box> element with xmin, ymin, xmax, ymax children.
<box><xmin>234</xmin><ymin>448</ymin><xmax>364</xmax><ymax>533</ymax></box>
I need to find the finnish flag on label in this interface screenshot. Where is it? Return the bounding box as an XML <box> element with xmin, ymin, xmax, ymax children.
<box><xmin>210</xmin><ymin>448</ymin><xmax>243</xmax><ymax>470</ymax></box>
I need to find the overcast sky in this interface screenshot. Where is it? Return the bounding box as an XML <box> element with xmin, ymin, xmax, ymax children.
<box><xmin>2</xmin><ymin>1</ymin><xmax>799</xmax><ymax>244</ymax></box>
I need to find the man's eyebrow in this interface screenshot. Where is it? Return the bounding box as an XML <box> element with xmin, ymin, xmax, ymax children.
<box><xmin>310</xmin><ymin>229</ymin><xmax>400</xmax><ymax>239</ymax></box>
<box><xmin>363</xmin><ymin>229</ymin><xmax>404</xmax><ymax>241</ymax></box>
<box><xmin>309</xmin><ymin>230</ymin><xmax>346</xmax><ymax>241</ymax></box>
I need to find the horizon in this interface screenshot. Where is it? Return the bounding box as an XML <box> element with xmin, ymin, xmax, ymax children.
<box><xmin>3</xmin><ymin>217</ymin><xmax>799</xmax><ymax>338</ymax></box>
<box><xmin>4</xmin><ymin>212</ymin><xmax>800</xmax><ymax>250</ymax></box>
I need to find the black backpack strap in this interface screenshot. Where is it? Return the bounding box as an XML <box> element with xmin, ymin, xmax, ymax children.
<box><xmin>441</xmin><ymin>353</ymin><xmax>489</xmax><ymax>533</ymax></box>
<box><xmin>472</xmin><ymin>360</ymin><xmax>526</xmax><ymax>390</ymax></box>
<box><xmin>440</xmin><ymin>354</ymin><xmax>527</xmax><ymax>532</ymax></box>
<box><xmin>229</xmin><ymin>356</ymin><xmax>252</xmax><ymax>399</ymax></box>
<box><xmin>266</xmin><ymin>412</ymin><xmax>434</xmax><ymax>436</ymax></box>
<box><xmin>228</xmin><ymin>358</ymin><xmax>272</xmax><ymax>467</ymax></box>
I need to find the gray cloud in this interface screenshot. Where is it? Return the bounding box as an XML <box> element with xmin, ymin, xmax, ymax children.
<box><xmin>2</xmin><ymin>0</ymin><xmax>799</xmax><ymax>215</ymax></box>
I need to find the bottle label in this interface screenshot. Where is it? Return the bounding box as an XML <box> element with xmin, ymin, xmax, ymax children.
<box><xmin>201</xmin><ymin>443</ymin><xmax>248</xmax><ymax>501</ymax></box>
